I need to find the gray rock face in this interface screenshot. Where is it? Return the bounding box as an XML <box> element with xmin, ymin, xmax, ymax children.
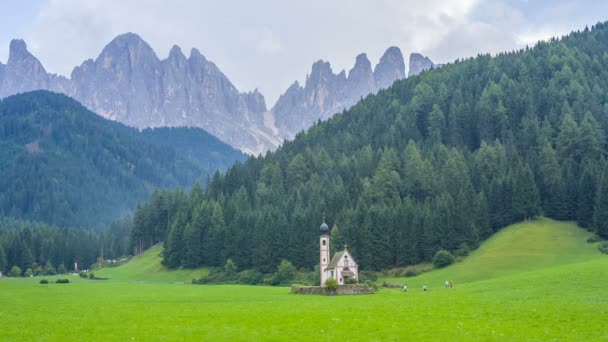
<box><xmin>272</xmin><ymin>47</ymin><xmax>405</xmax><ymax>140</ymax></box>
<box><xmin>0</xmin><ymin>35</ymin><xmax>425</xmax><ymax>154</ymax></box>
<box><xmin>408</xmin><ymin>53</ymin><xmax>437</xmax><ymax>77</ymax></box>
<box><xmin>0</xmin><ymin>40</ymin><xmax>69</xmax><ymax>98</ymax></box>
<box><xmin>374</xmin><ymin>46</ymin><xmax>406</xmax><ymax>89</ymax></box>
<box><xmin>0</xmin><ymin>34</ymin><xmax>279</xmax><ymax>155</ymax></box>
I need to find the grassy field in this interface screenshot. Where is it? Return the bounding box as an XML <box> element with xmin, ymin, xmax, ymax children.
<box><xmin>93</xmin><ymin>244</ymin><xmax>208</xmax><ymax>283</ymax></box>
<box><xmin>0</xmin><ymin>218</ymin><xmax>606</xmax><ymax>341</ymax></box>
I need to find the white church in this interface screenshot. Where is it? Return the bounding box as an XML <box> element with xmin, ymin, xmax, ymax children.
<box><xmin>319</xmin><ymin>219</ymin><xmax>359</xmax><ymax>286</ymax></box>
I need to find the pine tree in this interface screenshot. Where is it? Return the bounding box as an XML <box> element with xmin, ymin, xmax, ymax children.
<box><xmin>0</xmin><ymin>244</ymin><xmax>7</xmax><ymax>273</ymax></box>
<box><xmin>511</xmin><ymin>163</ymin><xmax>540</xmax><ymax>221</ymax></box>
<box><xmin>577</xmin><ymin>167</ymin><xmax>597</xmax><ymax>228</ymax></box>
<box><xmin>593</xmin><ymin>166</ymin><xmax>608</xmax><ymax>238</ymax></box>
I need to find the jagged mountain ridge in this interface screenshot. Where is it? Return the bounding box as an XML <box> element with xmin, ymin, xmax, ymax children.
<box><xmin>271</xmin><ymin>47</ymin><xmax>407</xmax><ymax>140</ymax></box>
<box><xmin>0</xmin><ymin>34</ymin><xmax>437</xmax><ymax>153</ymax></box>
<box><xmin>0</xmin><ymin>34</ymin><xmax>278</xmax><ymax>155</ymax></box>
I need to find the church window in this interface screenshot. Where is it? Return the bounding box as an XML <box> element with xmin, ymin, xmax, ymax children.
<box><xmin>322</xmin><ymin>240</ymin><xmax>326</xmax><ymax>246</ymax></box>
<box><xmin>323</xmin><ymin>258</ymin><xmax>326</xmax><ymax>262</ymax></box>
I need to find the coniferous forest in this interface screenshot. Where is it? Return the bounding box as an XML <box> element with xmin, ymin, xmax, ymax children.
<box><xmin>127</xmin><ymin>22</ymin><xmax>608</xmax><ymax>273</ymax></box>
<box><xmin>4</xmin><ymin>23</ymin><xmax>608</xmax><ymax>276</ymax></box>
<box><xmin>0</xmin><ymin>91</ymin><xmax>244</xmax><ymax>229</ymax></box>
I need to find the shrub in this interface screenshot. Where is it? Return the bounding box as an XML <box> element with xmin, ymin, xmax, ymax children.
<box><xmin>55</xmin><ymin>279</ymin><xmax>70</xmax><ymax>284</ymax></box>
<box><xmin>598</xmin><ymin>241</ymin><xmax>608</xmax><ymax>254</ymax></box>
<box><xmin>273</xmin><ymin>259</ymin><xmax>297</xmax><ymax>285</ymax></box>
<box><xmin>325</xmin><ymin>277</ymin><xmax>338</xmax><ymax>292</ymax></box>
<box><xmin>57</xmin><ymin>263</ymin><xmax>67</xmax><ymax>275</ymax></box>
<box><xmin>365</xmin><ymin>280</ymin><xmax>379</xmax><ymax>291</ymax></box>
<box><xmin>358</xmin><ymin>271</ymin><xmax>378</xmax><ymax>283</ymax></box>
<box><xmin>345</xmin><ymin>277</ymin><xmax>358</xmax><ymax>285</ymax></box>
<box><xmin>223</xmin><ymin>259</ymin><xmax>238</xmax><ymax>276</ymax></box>
<box><xmin>238</xmin><ymin>269</ymin><xmax>264</xmax><ymax>285</ymax></box>
<box><xmin>88</xmin><ymin>272</ymin><xmax>95</xmax><ymax>279</ymax></box>
<box><xmin>44</xmin><ymin>260</ymin><xmax>56</xmax><ymax>276</ymax></box>
<box><xmin>25</xmin><ymin>268</ymin><xmax>33</xmax><ymax>277</ymax></box>
<box><xmin>39</xmin><ymin>279</ymin><xmax>48</xmax><ymax>284</ymax></box>
<box><xmin>79</xmin><ymin>271</ymin><xmax>88</xmax><ymax>278</ymax></box>
<box><xmin>432</xmin><ymin>249</ymin><xmax>455</xmax><ymax>268</ymax></box>
<box><xmin>588</xmin><ymin>235</ymin><xmax>604</xmax><ymax>243</ymax></box>
<box><xmin>455</xmin><ymin>243</ymin><xmax>471</xmax><ymax>257</ymax></box>
<box><xmin>404</xmin><ymin>269</ymin><xmax>420</xmax><ymax>277</ymax></box>
<box><xmin>10</xmin><ymin>265</ymin><xmax>21</xmax><ymax>277</ymax></box>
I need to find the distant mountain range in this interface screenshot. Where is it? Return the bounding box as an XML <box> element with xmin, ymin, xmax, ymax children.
<box><xmin>0</xmin><ymin>91</ymin><xmax>245</xmax><ymax>229</ymax></box>
<box><xmin>0</xmin><ymin>34</ymin><xmax>438</xmax><ymax>154</ymax></box>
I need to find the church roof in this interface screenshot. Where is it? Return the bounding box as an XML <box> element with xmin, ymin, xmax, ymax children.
<box><xmin>325</xmin><ymin>249</ymin><xmax>357</xmax><ymax>270</ymax></box>
<box><xmin>325</xmin><ymin>251</ymin><xmax>345</xmax><ymax>270</ymax></box>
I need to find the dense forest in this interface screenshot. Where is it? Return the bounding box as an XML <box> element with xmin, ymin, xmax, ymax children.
<box><xmin>0</xmin><ymin>91</ymin><xmax>244</xmax><ymax>229</ymax></box>
<box><xmin>127</xmin><ymin>22</ymin><xmax>608</xmax><ymax>273</ymax></box>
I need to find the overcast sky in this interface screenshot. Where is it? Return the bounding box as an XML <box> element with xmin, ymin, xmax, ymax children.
<box><xmin>1</xmin><ymin>0</ymin><xmax>607</xmax><ymax>105</ymax></box>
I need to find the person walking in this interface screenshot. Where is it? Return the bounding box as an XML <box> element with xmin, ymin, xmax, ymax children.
<box><xmin>444</xmin><ymin>280</ymin><xmax>449</xmax><ymax>288</ymax></box>
<box><xmin>423</xmin><ymin>285</ymin><xmax>428</xmax><ymax>291</ymax></box>
<box><xmin>403</xmin><ymin>284</ymin><xmax>408</xmax><ymax>292</ymax></box>
<box><xmin>450</xmin><ymin>280</ymin><xmax>454</xmax><ymax>288</ymax></box>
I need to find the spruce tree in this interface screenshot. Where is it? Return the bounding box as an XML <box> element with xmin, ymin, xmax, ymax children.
<box><xmin>593</xmin><ymin>166</ymin><xmax>608</xmax><ymax>238</ymax></box>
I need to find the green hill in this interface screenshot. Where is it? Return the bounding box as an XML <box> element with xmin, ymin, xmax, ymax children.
<box><xmin>388</xmin><ymin>217</ymin><xmax>602</xmax><ymax>286</ymax></box>
<box><xmin>94</xmin><ymin>245</ymin><xmax>208</xmax><ymax>282</ymax></box>
<box><xmin>0</xmin><ymin>91</ymin><xmax>244</xmax><ymax>229</ymax></box>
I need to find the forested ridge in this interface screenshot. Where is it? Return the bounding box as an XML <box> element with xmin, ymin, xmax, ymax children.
<box><xmin>128</xmin><ymin>22</ymin><xmax>608</xmax><ymax>273</ymax></box>
<box><xmin>0</xmin><ymin>91</ymin><xmax>245</xmax><ymax>230</ymax></box>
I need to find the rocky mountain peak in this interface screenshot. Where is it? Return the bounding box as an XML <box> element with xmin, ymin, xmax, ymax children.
<box><xmin>408</xmin><ymin>53</ymin><xmax>435</xmax><ymax>77</ymax></box>
<box><xmin>8</xmin><ymin>39</ymin><xmax>31</xmax><ymax>63</ymax></box>
<box><xmin>374</xmin><ymin>46</ymin><xmax>405</xmax><ymax>90</ymax></box>
<box><xmin>347</xmin><ymin>53</ymin><xmax>374</xmax><ymax>99</ymax></box>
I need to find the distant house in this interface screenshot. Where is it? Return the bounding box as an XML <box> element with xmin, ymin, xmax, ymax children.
<box><xmin>319</xmin><ymin>218</ymin><xmax>358</xmax><ymax>286</ymax></box>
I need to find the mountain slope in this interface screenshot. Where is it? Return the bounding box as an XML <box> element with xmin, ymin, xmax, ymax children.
<box><xmin>130</xmin><ymin>21</ymin><xmax>608</xmax><ymax>273</ymax></box>
<box><xmin>0</xmin><ymin>91</ymin><xmax>244</xmax><ymax>229</ymax></box>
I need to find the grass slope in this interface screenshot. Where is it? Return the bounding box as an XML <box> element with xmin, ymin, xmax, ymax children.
<box><xmin>0</xmin><ymin>219</ymin><xmax>606</xmax><ymax>340</ymax></box>
<box><xmin>387</xmin><ymin>217</ymin><xmax>600</xmax><ymax>287</ymax></box>
<box><xmin>94</xmin><ymin>245</ymin><xmax>208</xmax><ymax>283</ymax></box>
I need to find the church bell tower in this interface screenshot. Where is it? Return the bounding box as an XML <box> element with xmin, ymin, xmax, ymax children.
<box><xmin>320</xmin><ymin>217</ymin><xmax>330</xmax><ymax>286</ymax></box>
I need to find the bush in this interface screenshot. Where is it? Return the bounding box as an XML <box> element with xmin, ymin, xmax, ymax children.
<box><xmin>273</xmin><ymin>259</ymin><xmax>297</xmax><ymax>286</ymax></box>
<box><xmin>25</xmin><ymin>268</ymin><xmax>33</xmax><ymax>277</ymax></box>
<box><xmin>455</xmin><ymin>243</ymin><xmax>471</xmax><ymax>257</ymax></box>
<box><xmin>588</xmin><ymin>235</ymin><xmax>604</xmax><ymax>243</ymax></box>
<box><xmin>598</xmin><ymin>241</ymin><xmax>608</xmax><ymax>254</ymax></box>
<box><xmin>10</xmin><ymin>265</ymin><xmax>21</xmax><ymax>277</ymax></box>
<box><xmin>365</xmin><ymin>280</ymin><xmax>379</xmax><ymax>291</ymax></box>
<box><xmin>404</xmin><ymin>269</ymin><xmax>420</xmax><ymax>277</ymax></box>
<box><xmin>79</xmin><ymin>271</ymin><xmax>88</xmax><ymax>278</ymax></box>
<box><xmin>88</xmin><ymin>272</ymin><xmax>95</xmax><ymax>279</ymax></box>
<box><xmin>432</xmin><ymin>249</ymin><xmax>455</xmax><ymax>268</ymax></box>
<box><xmin>55</xmin><ymin>279</ymin><xmax>70</xmax><ymax>284</ymax></box>
<box><xmin>57</xmin><ymin>263</ymin><xmax>67</xmax><ymax>275</ymax></box>
<box><xmin>325</xmin><ymin>277</ymin><xmax>338</xmax><ymax>292</ymax></box>
<box><xmin>39</xmin><ymin>279</ymin><xmax>48</xmax><ymax>284</ymax></box>
<box><xmin>238</xmin><ymin>269</ymin><xmax>264</xmax><ymax>285</ymax></box>
<box><xmin>358</xmin><ymin>271</ymin><xmax>378</xmax><ymax>283</ymax></box>
<box><xmin>345</xmin><ymin>277</ymin><xmax>358</xmax><ymax>284</ymax></box>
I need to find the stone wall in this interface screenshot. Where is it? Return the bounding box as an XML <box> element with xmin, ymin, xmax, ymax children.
<box><xmin>291</xmin><ymin>284</ymin><xmax>375</xmax><ymax>295</ymax></box>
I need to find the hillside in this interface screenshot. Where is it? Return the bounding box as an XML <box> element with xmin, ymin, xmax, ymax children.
<box><xmin>0</xmin><ymin>91</ymin><xmax>244</xmax><ymax>229</ymax></box>
<box><xmin>94</xmin><ymin>245</ymin><xmax>208</xmax><ymax>283</ymax></box>
<box><xmin>388</xmin><ymin>217</ymin><xmax>601</xmax><ymax>285</ymax></box>
<box><xmin>130</xmin><ymin>21</ymin><xmax>608</xmax><ymax>273</ymax></box>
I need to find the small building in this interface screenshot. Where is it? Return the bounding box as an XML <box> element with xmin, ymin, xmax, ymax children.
<box><xmin>319</xmin><ymin>218</ymin><xmax>358</xmax><ymax>286</ymax></box>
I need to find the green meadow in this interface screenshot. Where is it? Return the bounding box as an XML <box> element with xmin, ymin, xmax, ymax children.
<box><xmin>1</xmin><ymin>218</ymin><xmax>607</xmax><ymax>341</ymax></box>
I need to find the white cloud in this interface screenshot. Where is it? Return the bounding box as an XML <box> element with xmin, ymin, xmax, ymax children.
<box><xmin>11</xmin><ymin>0</ymin><xmax>602</xmax><ymax>105</ymax></box>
